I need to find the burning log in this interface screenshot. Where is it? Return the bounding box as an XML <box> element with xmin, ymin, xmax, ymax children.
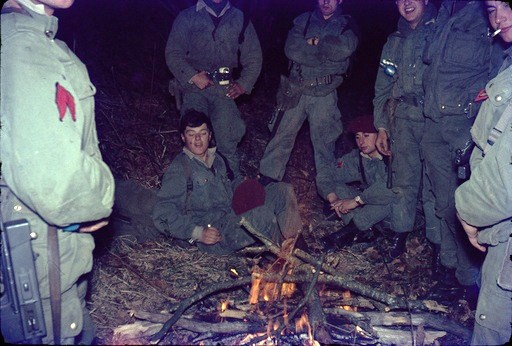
<box><xmin>240</xmin><ymin>218</ymin><xmax>448</xmax><ymax>312</ymax></box>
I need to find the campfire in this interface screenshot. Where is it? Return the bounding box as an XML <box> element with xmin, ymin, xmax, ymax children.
<box><xmin>98</xmin><ymin>218</ymin><xmax>472</xmax><ymax>345</ymax></box>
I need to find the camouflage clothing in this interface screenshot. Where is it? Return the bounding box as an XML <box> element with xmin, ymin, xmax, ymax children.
<box><xmin>165</xmin><ymin>1</ymin><xmax>262</xmax><ymax>174</ymax></box>
<box><xmin>259</xmin><ymin>7</ymin><xmax>358</xmax><ymax>198</ymax></box>
<box><xmin>153</xmin><ymin>149</ymin><xmax>302</xmax><ymax>255</ymax></box>
<box><xmin>373</xmin><ymin>4</ymin><xmax>441</xmax><ymax>236</ymax></box>
<box><xmin>421</xmin><ymin>0</ymin><xmax>500</xmax><ymax>286</ymax></box>
<box><xmin>1</xmin><ymin>4</ymin><xmax>114</xmax><ymax>344</ymax></box>
<box><xmin>455</xmin><ymin>51</ymin><xmax>512</xmax><ymax>346</ymax></box>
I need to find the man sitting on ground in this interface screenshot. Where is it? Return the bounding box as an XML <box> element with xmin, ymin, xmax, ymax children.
<box><xmin>320</xmin><ymin>114</ymin><xmax>400</xmax><ymax>251</ymax></box>
<box><xmin>153</xmin><ymin>110</ymin><xmax>303</xmax><ymax>254</ymax></box>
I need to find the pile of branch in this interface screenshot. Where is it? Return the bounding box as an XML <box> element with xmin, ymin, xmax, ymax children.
<box><xmin>113</xmin><ymin>218</ymin><xmax>471</xmax><ymax>345</ymax></box>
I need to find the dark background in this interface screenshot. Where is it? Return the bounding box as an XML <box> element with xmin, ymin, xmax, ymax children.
<box><xmin>56</xmin><ymin>0</ymin><xmax>440</xmax><ymax>117</ymax></box>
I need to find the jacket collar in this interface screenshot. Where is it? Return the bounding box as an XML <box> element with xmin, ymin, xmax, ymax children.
<box><xmin>196</xmin><ymin>0</ymin><xmax>231</xmax><ymax>18</ymax></box>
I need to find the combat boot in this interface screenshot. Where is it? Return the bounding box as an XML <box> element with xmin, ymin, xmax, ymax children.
<box><xmin>388</xmin><ymin>232</ymin><xmax>408</xmax><ymax>259</ymax></box>
<box><xmin>425</xmin><ymin>267</ymin><xmax>461</xmax><ymax>304</ymax></box>
<box><xmin>319</xmin><ymin>221</ymin><xmax>360</xmax><ymax>252</ymax></box>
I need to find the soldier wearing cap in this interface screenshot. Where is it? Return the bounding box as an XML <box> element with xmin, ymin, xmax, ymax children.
<box><xmin>320</xmin><ymin>115</ymin><xmax>400</xmax><ymax>250</ymax></box>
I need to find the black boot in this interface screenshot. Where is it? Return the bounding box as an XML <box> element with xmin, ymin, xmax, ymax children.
<box><xmin>388</xmin><ymin>232</ymin><xmax>408</xmax><ymax>259</ymax></box>
<box><xmin>425</xmin><ymin>267</ymin><xmax>461</xmax><ymax>304</ymax></box>
<box><xmin>319</xmin><ymin>221</ymin><xmax>360</xmax><ymax>252</ymax></box>
<box><xmin>459</xmin><ymin>284</ymin><xmax>479</xmax><ymax>310</ymax></box>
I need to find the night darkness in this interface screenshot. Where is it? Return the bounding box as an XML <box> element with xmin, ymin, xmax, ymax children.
<box><xmin>55</xmin><ymin>0</ymin><xmax>441</xmax><ymax>119</ymax></box>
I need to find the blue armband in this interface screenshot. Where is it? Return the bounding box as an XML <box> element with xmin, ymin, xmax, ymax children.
<box><xmin>62</xmin><ymin>224</ymin><xmax>80</xmax><ymax>232</ymax></box>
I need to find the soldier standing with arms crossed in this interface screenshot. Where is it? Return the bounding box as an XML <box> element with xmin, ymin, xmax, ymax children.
<box><xmin>258</xmin><ymin>0</ymin><xmax>358</xmax><ymax>205</ymax></box>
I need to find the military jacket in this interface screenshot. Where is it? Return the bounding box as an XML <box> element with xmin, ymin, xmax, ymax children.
<box><xmin>373</xmin><ymin>4</ymin><xmax>437</xmax><ymax>129</ymax></box>
<box><xmin>331</xmin><ymin>149</ymin><xmax>397</xmax><ymax>206</ymax></box>
<box><xmin>165</xmin><ymin>3</ymin><xmax>262</xmax><ymax>97</ymax></box>
<box><xmin>423</xmin><ymin>0</ymin><xmax>497</xmax><ymax>119</ymax></box>
<box><xmin>285</xmin><ymin>8</ymin><xmax>358</xmax><ymax>97</ymax></box>
<box><xmin>153</xmin><ymin>151</ymin><xmax>235</xmax><ymax>240</ymax></box>
<box><xmin>0</xmin><ymin>8</ymin><xmax>115</xmax><ymax>227</ymax></box>
<box><xmin>1</xmin><ymin>6</ymin><xmax>114</xmax><ymax>340</ymax></box>
<box><xmin>454</xmin><ymin>54</ymin><xmax>512</xmax><ymax>333</ymax></box>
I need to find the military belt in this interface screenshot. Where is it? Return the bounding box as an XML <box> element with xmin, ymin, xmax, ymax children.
<box><xmin>299</xmin><ymin>74</ymin><xmax>336</xmax><ymax>87</ymax></box>
<box><xmin>397</xmin><ymin>95</ymin><xmax>423</xmax><ymax>107</ymax></box>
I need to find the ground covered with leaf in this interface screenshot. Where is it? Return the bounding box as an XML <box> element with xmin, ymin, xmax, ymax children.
<box><xmin>88</xmin><ymin>80</ymin><xmax>475</xmax><ymax>345</ymax></box>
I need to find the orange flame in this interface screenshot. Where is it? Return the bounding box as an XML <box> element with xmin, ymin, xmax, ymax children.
<box><xmin>341</xmin><ymin>290</ymin><xmax>357</xmax><ymax>311</ymax></box>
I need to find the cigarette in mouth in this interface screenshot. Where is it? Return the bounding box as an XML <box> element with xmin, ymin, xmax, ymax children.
<box><xmin>491</xmin><ymin>28</ymin><xmax>502</xmax><ymax>37</ymax></box>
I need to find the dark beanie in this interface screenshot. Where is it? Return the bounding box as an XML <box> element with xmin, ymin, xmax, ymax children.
<box><xmin>203</xmin><ymin>0</ymin><xmax>229</xmax><ymax>16</ymax></box>
<box><xmin>346</xmin><ymin>114</ymin><xmax>377</xmax><ymax>134</ymax></box>
<box><xmin>232</xmin><ymin>179</ymin><xmax>266</xmax><ymax>215</ymax></box>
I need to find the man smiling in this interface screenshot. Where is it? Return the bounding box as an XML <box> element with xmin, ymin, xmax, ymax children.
<box><xmin>153</xmin><ymin>111</ymin><xmax>303</xmax><ymax>254</ymax></box>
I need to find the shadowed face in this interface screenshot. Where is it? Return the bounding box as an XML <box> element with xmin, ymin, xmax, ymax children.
<box><xmin>355</xmin><ymin>132</ymin><xmax>378</xmax><ymax>157</ymax></box>
<box><xmin>317</xmin><ymin>0</ymin><xmax>343</xmax><ymax>19</ymax></box>
<box><xmin>396</xmin><ymin>0</ymin><xmax>429</xmax><ymax>29</ymax></box>
<box><xmin>486</xmin><ymin>1</ymin><xmax>512</xmax><ymax>43</ymax></box>
<box><xmin>181</xmin><ymin>123</ymin><xmax>212</xmax><ymax>158</ymax></box>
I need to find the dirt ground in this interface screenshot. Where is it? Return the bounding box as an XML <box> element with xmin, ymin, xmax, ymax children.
<box><xmin>61</xmin><ymin>1</ymin><xmax>475</xmax><ymax>344</ymax></box>
<box><xmin>88</xmin><ymin>81</ymin><xmax>475</xmax><ymax>345</ymax></box>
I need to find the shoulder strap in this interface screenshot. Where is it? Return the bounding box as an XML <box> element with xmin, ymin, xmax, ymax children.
<box><xmin>302</xmin><ymin>12</ymin><xmax>313</xmax><ymax>37</ymax></box>
<box><xmin>238</xmin><ymin>11</ymin><xmax>250</xmax><ymax>44</ymax></box>
<box><xmin>179</xmin><ymin>154</ymin><xmax>194</xmax><ymax>215</ymax></box>
<box><xmin>484</xmin><ymin>101</ymin><xmax>512</xmax><ymax>155</ymax></box>
<box><xmin>216</xmin><ymin>151</ymin><xmax>234</xmax><ymax>181</ymax></box>
<box><xmin>358</xmin><ymin>153</ymin><xmax>368</xmax><ymax>186</ymax></box>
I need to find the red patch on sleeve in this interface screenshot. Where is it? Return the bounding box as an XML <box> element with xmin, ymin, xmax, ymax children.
<box><xmin>56</xmin><ymin>83</ymin><xmax>76</xmax><ymax>122</ymax></box>
<box><xmin>474</xmin><ymin>89</ymin><xmax>488</xmax><ymax>103</ymax></box>
<box><xmin>336</xmin><ymin>160</ymin><xmax>343</xmax><ymax>168</ymax></box>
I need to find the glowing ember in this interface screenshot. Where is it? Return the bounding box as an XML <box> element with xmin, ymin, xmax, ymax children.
<box><xmin>230</xmin><ymin>268</ymin><xmax>239</xmax><ymax>277</ymax></box>
<box><xmin>341</xmin><ymin>290</ymin><xmax>357</xmax><ymax>311</ymax></box>
<box><xmin>220</xmin><ymin>300</ymin><xmax>229</xmax><ymax>313</ymax></box>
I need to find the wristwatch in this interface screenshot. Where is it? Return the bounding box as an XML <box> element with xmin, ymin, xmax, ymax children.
<box><xmin>354</xmin><ymin>196</ymin><xmax>364</xmax><ymax>206</ymax></box>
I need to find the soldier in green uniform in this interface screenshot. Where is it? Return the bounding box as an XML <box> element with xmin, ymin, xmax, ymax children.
<box><xmin>421</xmin><ymin>0</ymin><xmax>503</xmax><ymax>302</ymax></box>
<box><xmin>258</xmin><ymin>0</ymin><xmax>358</xmax><ymax>201</ymax></box>
<box><xmin>165</xmin><ymin>0</ymin><xmax>262</xmax><ymax>176</ymax></box>
<box><xmin>372</xmin><ymin>0</ymin><xmax>442</xmax><ymax>260</ymax></box>
<box><xmin>456</xmin><ymin>1</ymin><xmax>512</xmax><ymax>343</ymax></box>
<box><xmin>320</xmin><ymin>115</ymin><xmax>400</xmax><ymax>251</ymax></box>
<box><xmin>1</xmin><ymin>0</ymin><xmax>115</xmax><ymax>343</ymax></box>
<box><xmin>153</xmin><ymin>111</ymin><xmax>302</xmax><ymax>255</ymax></box>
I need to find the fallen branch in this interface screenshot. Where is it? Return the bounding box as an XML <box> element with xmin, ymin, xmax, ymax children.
<box><xmin>240</xmin><ymin>218</ymin><xmax>444</xmax><ymax>312</ymax></box>
<box><xmin>150</xmin><ymin>276</ymin><xmax>253</xmax><ymax>343</ymax></box>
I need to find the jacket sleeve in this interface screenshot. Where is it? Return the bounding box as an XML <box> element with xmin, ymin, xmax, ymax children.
<box><xmin>152</xmin><ymin>159</ymin><xmax>197</xmax><ymax>240</ymax></box>
<box><xmin>455</xmin><ymin>123</ymin><xmax>512</xmax><ymax>228</ymax></box>
<box><xmin>285</xmin><ymin>14</ymin><xmax>357</xmax><ymax>67</ymax></box>
<box><xmin>165</xmin><ymin>12</ymin><xmax>198</xmax><ymax>86</ymax></box>
<box><xmin>1</xmin><ymin>33</ymin><xmax>114</xmax><ymax>226</ymax></box>
<box><xmin>373</xmin><ymin>38</ymin><xmax>396</xmax><ymax>131</ymax></box>
<box><xmin>236</xmin><ymin>21</ymin><xmax>262</xmax><ymax>93</ymax></box>
<box><xmin>330</xmin><ymin>151</ymin><xmax>363</xmax><ymax>198</ymax></box>
<box><xmin>317</xmin><ymin>19</ymin><xmax>358</xmax><ymax>63</ymax></box>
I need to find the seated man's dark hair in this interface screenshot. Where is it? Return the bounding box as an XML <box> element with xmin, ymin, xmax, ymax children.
<box><xmin>180</xmin><ymin>110</ymin><xmax>213</xmax><ymax>134</ymax></box>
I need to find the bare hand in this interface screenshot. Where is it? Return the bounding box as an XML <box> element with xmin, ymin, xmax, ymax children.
<box><xmin>307</xmin><ymin>37</ymin><xmax>319</xmax><ymax>46</ymax></box>
<box><xmin>199</xmin><ymin>226</ymin><xmax>222</xmax><ymax>245</ymax></box>
<box><xmin>331</xmin><ymin>198</ymin><xmax>358</xmax><ymax>216</ymax></box>
<box><xmin>226</xmin><ymin>82</ymin><xmax>245</xmax><ymax>99</ymax></box>
<box><xmin>376</xmin><ymin>129</ymin><xmax>391</xmax><ymax>156</ymax></box>
<box><xmin>457</xmin><ymin>213</ymin><xmax>486</xmax><ymax>252</ymax></box>
<box><xmin>191</xmin><ymin>71</ymin><xmax>213</xmax><ymax>90</ymax></box>
<box><xmin>79</xmin><ymin>219</ymin><xmax>109</xmax><ymax>233</ymax></box>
